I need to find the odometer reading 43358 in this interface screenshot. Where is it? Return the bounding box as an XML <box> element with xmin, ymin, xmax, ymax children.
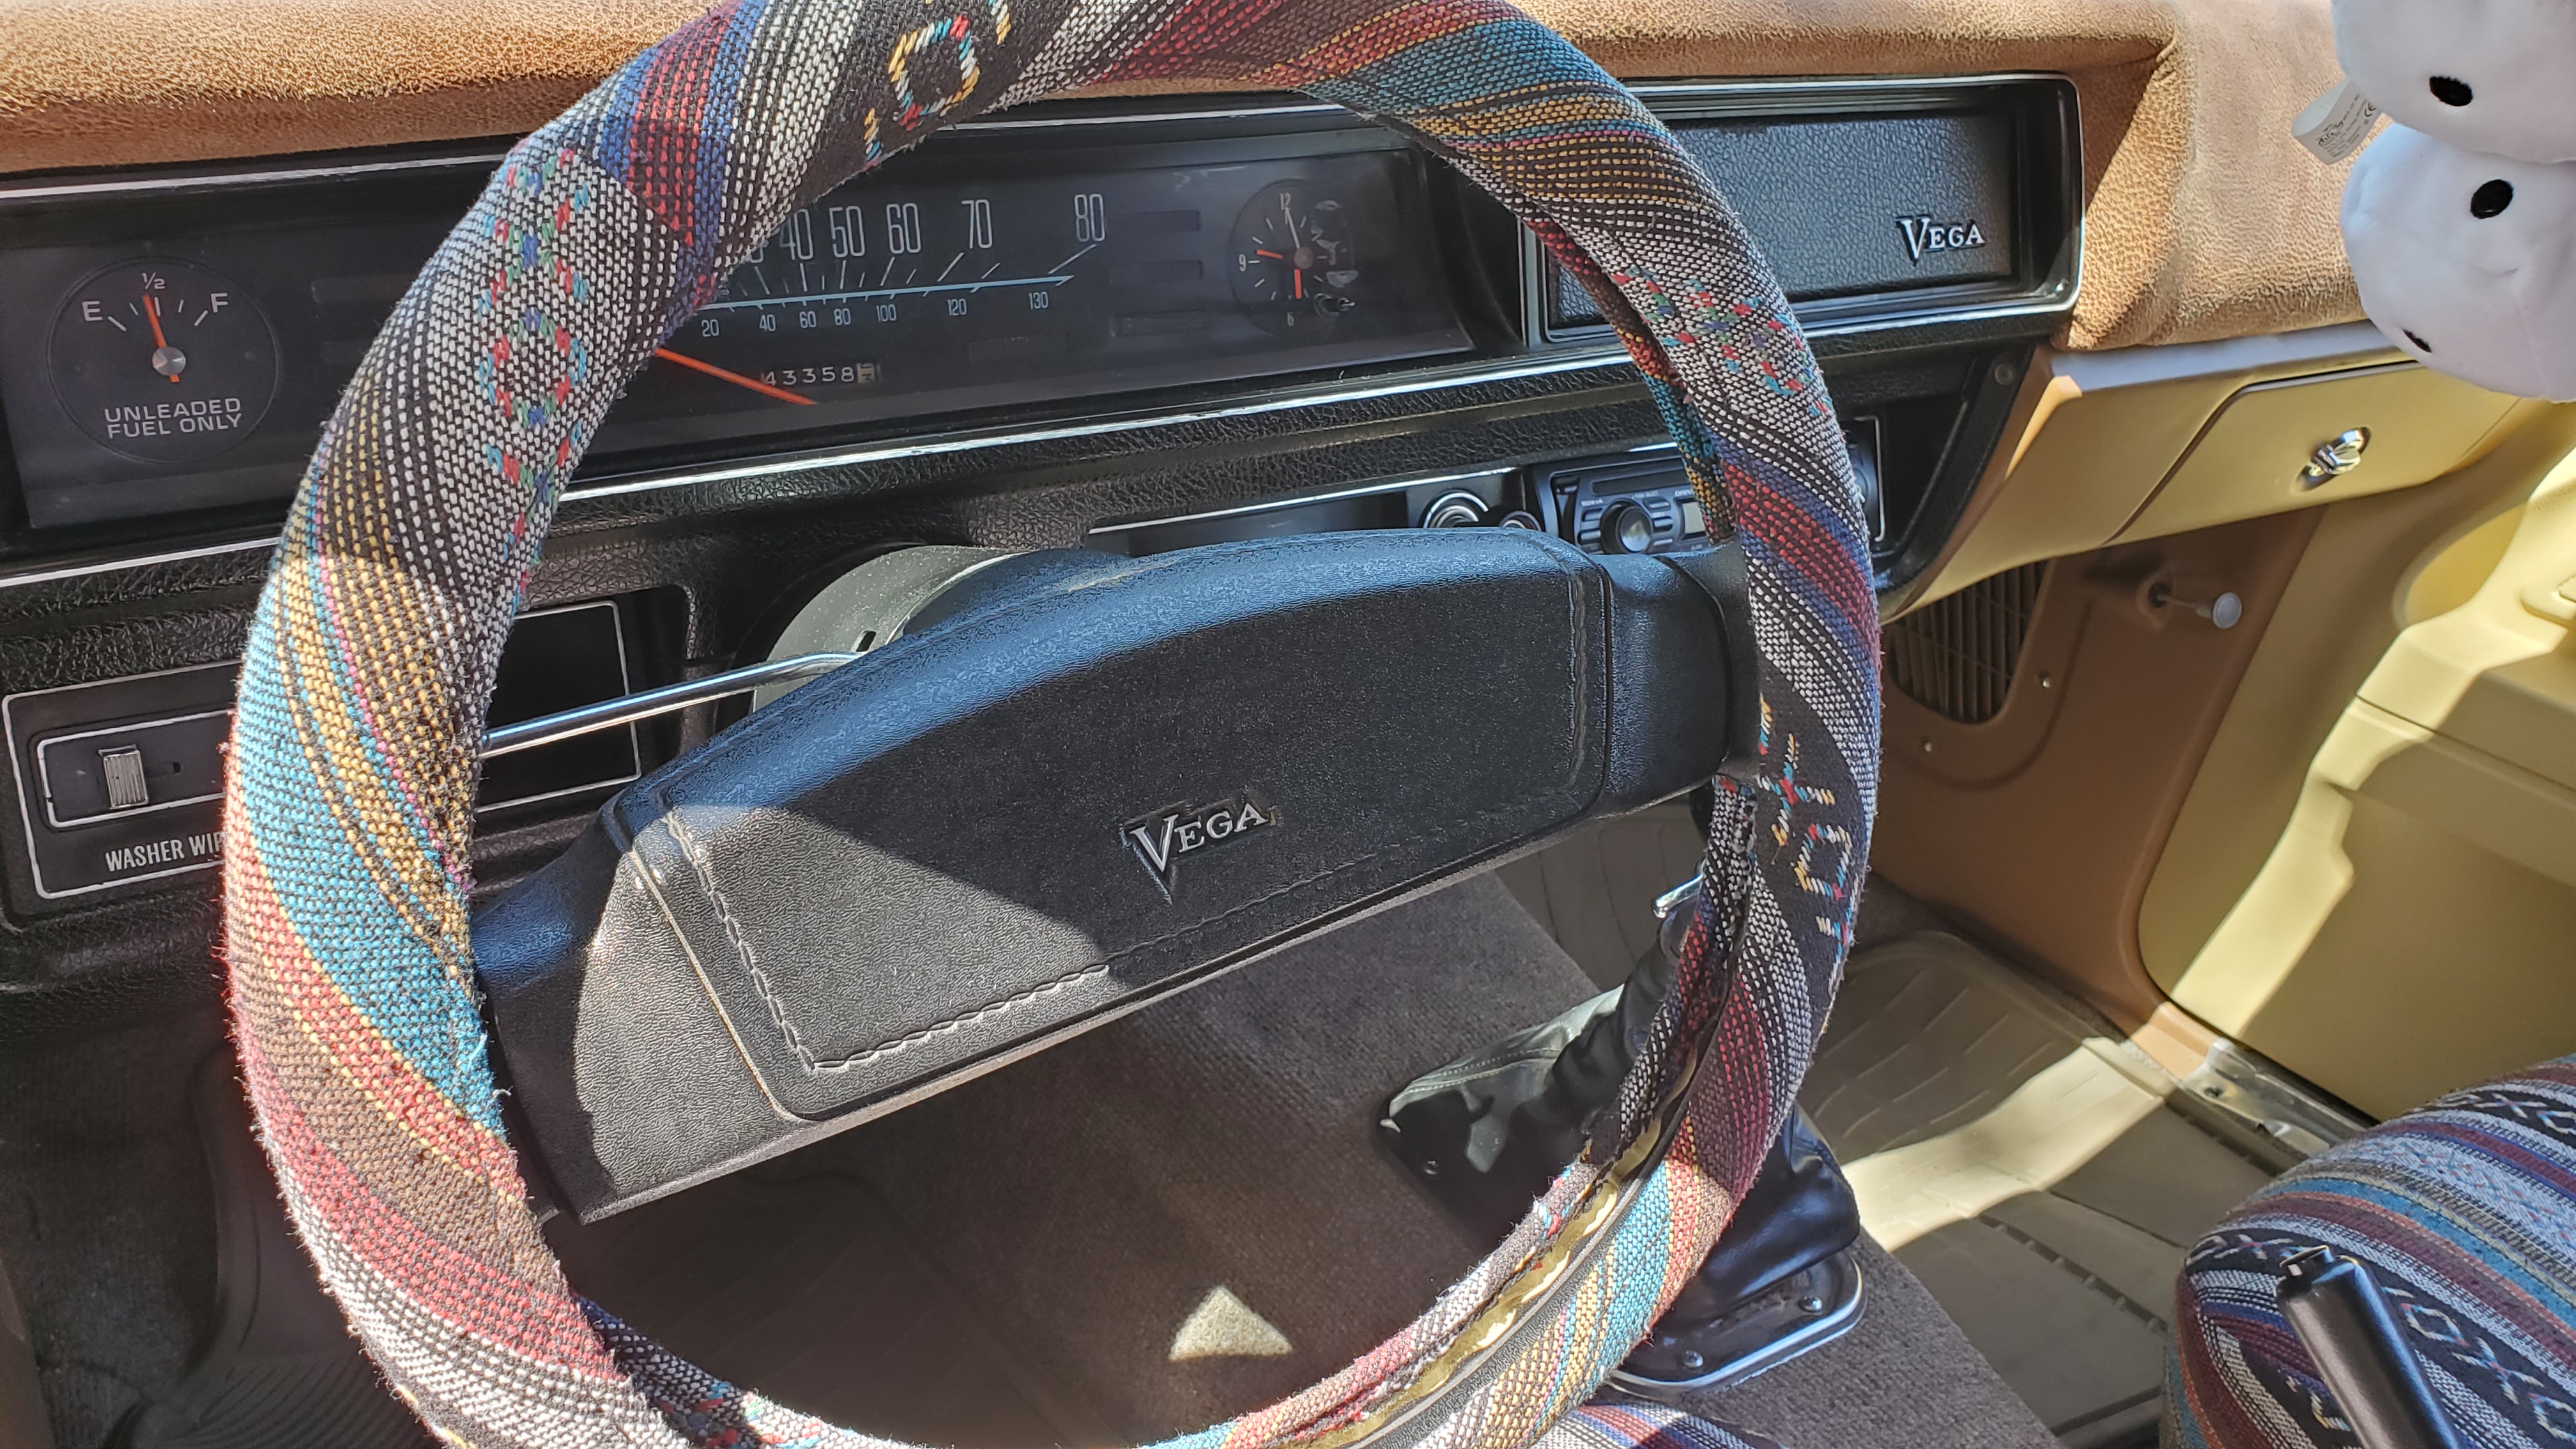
<box><xmin>47</xmin><ymin>259</ymin><xmax>279</xmax><ymax>464</ymax></box>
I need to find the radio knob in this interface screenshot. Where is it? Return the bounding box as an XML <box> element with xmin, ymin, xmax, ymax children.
<box><xmin>1599</xmin><ymin>500</ymin><xmax>1656</xmax><ymax>554</ymax></box>
<box><xmin>1420</xmin><ymin>490</ymin><xmax>1490</xmax><ymax>529</ymax></box>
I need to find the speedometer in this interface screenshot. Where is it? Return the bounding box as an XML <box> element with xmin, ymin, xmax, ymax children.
<box><xmin>571</xmin><ymin>148</ymin><xmax>1471</xmax><ymax>453</ymax></box>
<box><xmin>652</xmin><ymin>185</ymin><xmax>1113</xmax><ymax>409</ymax></box>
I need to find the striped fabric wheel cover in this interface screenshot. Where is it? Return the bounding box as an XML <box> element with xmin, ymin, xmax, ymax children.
<box><xmin>1538</xmin><ymin>1400</ymin><xmax>1785</xmax><ymax>1449</ymax></box>
<box><xmin>2171</xmin><ymin>1057</ymin><xmax>2576</xmax><ymax>1448</ymax></box>
<box><xmin>215</xmin><ymin>1</ymin><xmax>1880</xmax><ymax>1446</ymax></box>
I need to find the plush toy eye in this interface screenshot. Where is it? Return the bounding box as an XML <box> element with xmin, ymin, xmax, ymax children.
<box><xmin>2404</xmin><ymin>330</ymin><xmax>2435</xmax><ymax>353</ymax></box>
<box><xmin>2472</xmin><ymin>179</ymin><xmax>2515</xmax><ymax>218</ymax></box>
<box><xmin>2430</xmin><ymin>75</ymin><xmax>2474</xmax><ymax>107</ymax></box>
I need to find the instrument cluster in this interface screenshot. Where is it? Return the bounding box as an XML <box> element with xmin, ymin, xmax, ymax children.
<box><xmin>0</xmin><ymin>129</ymin><xmax>1471</xmax><ymax>532</ymax></box>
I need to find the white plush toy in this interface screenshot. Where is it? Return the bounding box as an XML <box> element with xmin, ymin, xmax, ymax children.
<box><xmin>2331</xmin><ymin>0</ymin><xmax>2576</xmax><ymax>400</ymax></box>
<box><xmin>2335</xmin><ymin>0</ymin><xmax>2576</xmax><ymax>164</ymax></box>
<box><xmin>2343</xmin><ymin>126</ymin><xmax>2576</xmax><ymax>399</ymax></box>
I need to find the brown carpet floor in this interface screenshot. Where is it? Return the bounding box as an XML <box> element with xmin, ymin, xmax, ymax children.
<box><xmin>1680</xmin><ymin>1234</ymin><xmax>2055</xmax><ymax>1449</ymax></box>
<box><xmin>562</xmin><ymin>866</ymin><xmax>2058</xmax><ymax>1449</ymax></box>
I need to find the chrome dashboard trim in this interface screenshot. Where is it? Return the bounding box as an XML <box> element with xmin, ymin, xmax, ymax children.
<box><xmin>0</xmin><ymin>351</ymin><xmax>1633</xmax><ymax>592</ymax></box>
<box><xmin>568</xmin><ymin>252</ymin><xmax>2087</xmax><ymax>512</ymax></box>
<box><xmin>565</xmin><ymin>350</ymin><xmax>1633</xmax><ymax>503</ymax></box>
<box><xmin>1804</xmin><ymin>291</ymin><xmax>2076</xmax><ymax>337</ymax></box>
<box><xmin>0</xmin><ymin>288</ymin><xmax>2076</xmax><ymax>592</ymax></box>
<box><xmin>1623</xmin><ymin>72</ymin><xmax>2075</xmax><ymax>101</ymax></box>
<box><xmin>0</xmin><ymin>151</ymin><xmax>514</xmax><ymax>203</ymax></box>
<box><xmin>1084</xmin><ymin>466</ymin><xmax>1511</xmax><ymax>537</ymax></box>
<box><xmin>0</xmin><ymin>534</ymin><xmax>280</xmax><ymax>591</ymax></box>
<box><xmin>949</xmin><ymin>100</ymin><xmax>1345</xmax><ymax>130</ymax></box>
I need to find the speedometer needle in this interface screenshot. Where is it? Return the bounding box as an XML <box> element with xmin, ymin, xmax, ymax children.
<box><xmin>652</xmin><ymin>346</ymin><xmax>815</xmax><ymax>406</ymax></box>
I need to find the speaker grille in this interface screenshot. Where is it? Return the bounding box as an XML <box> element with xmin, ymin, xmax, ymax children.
<box><xmin>1885</xmin><ymin>562</ymin><xmax>2046</xmax><ymax>724</ymax></box>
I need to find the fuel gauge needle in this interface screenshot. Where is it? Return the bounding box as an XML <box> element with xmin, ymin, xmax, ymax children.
<box><xmin>652</xmin><ymin>346</ymin><xmax>816</xmax><ymax>405</ymax></box>
<box><xmin>143</xmin><ymin>295</ymin><xmax>183</xmax><ymax>383</ymax></box>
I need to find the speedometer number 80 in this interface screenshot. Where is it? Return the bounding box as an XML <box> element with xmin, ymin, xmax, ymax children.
<box><xmin>1073</xmin><ymin>193</ymin><xmax>1108</xmax><ymax>244</ymax></box>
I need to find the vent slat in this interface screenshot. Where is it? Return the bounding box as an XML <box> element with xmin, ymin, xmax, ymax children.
<box><xmin>1885</xmin><ymin>562</ymin><xmax>2046</xmax><ymax>725</ymax></box>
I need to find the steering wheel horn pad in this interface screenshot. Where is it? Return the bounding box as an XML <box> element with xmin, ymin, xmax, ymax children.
<box><xmin>478</xmin><ymin>532</ymin><xmax>1744</xmax><ymax>1218</ymax></box>
<box><xmin>217</xmin><ymin>1</ymin><xmax>1880</xmax><ymax>1446</ymax></box>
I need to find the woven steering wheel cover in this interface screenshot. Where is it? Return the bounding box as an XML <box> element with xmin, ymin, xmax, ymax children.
<box><xmin>218</xmin><ymin>1</ymin><xmax>1879</xmax><ymax>1445</ymax></box>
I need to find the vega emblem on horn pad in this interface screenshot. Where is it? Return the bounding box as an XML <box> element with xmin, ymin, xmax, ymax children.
<box><xmin>1125</xmin><ymin>792</ymin><xmax>1276</xmax><ymax>899</ymax></box>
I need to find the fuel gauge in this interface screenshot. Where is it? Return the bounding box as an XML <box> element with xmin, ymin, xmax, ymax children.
<box><xmin>49</xmin><ymin>259</ymin><xmax>278</xmax><ymax>464</ymax></box>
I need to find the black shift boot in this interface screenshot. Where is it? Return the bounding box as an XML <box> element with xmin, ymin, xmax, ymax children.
<box><xmin>1379</xmin><ymin>874</ymin><xmax>1865</xmax><ymax>1393</ymax></box>
<box><xmin>1377</xmin><ymin>900</ymin><xmax>1680</xmax><ymax>1241</ymax></box>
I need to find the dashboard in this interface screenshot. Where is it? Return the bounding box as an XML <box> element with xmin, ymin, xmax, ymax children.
<box><xmin>0</xmin><ymin>76</ymin><xmax>2076</xmax><ymax>934</ymax></box>
<box><xmin>0</xmin><ymin>81</ymin><xmax>2074</xmax><ymax>552</ymax></box>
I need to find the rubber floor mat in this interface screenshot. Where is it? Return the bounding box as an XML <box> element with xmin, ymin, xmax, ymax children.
<box><xmin>1802</xmin><ymin>934</ymin><xmax>2274</xmax><ymax>1448</ymax></box>
<box><xmin>1494</xmin><ymin>802</ymin><xmax>1705</xmax><ymax>989</ymax></box>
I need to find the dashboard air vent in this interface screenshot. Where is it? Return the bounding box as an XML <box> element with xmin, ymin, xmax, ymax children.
<box><xmin>1884</xmin><ymin>562</ymin><xmax>2046</xmax><ymax>724</ymax></box>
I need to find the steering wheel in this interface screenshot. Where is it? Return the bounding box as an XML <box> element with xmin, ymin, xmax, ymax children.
<box><xmin>218</xmin><ymin>0</ymin><xmax>1878</xmax><ymax>1445</ymax></box>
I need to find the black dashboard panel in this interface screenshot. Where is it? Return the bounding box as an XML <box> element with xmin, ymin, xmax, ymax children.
<box><xmin>1533</xmin><ymin>79</ymin><xmax>2075</xmax><ymax>343</ymax></box>
<box><xmin>0</xmin><ymin>78</ymin><xmax>2076</xmax><ymax>560</ymax></box>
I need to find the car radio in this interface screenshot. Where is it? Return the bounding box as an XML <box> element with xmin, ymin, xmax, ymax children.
<box><xmin>1536</xmin><ymin>422</ymin><xmax>1884</xmax><ymax>558</ymax></box>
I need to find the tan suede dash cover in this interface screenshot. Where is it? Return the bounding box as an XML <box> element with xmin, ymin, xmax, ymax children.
<box><xmin>0</xmin><ymin>0</ymin><xmax>2356</xmax><ymax>350</ymax></box>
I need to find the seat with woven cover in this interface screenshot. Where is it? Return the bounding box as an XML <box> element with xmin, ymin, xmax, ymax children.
<box><xmin>2171</xmin><ymin>1055</ymin><xmax>2576</xmax><ymax>1447</ymax></box>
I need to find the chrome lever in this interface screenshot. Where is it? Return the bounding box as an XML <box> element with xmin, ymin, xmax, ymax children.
<box><xmin>481</xmin><ymin>652</ymin><xmax>859</xmax><ymax>760</ymax></box>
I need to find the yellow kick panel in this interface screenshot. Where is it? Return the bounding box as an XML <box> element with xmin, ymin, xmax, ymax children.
<box><xmin>2152</xmin><ymin>442</ymin><xmax>2576</xmax><ymax>1119</ymax></box>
